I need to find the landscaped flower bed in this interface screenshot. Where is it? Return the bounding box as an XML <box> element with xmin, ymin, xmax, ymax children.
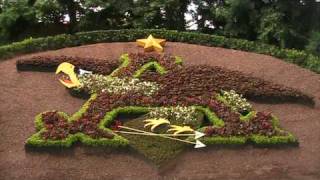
<box><xmin>19</xmin><ymin>52</ymin><xmax>309</xmax><ymax>164</ymax></box>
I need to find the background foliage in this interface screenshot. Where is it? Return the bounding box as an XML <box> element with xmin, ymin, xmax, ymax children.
<box><xmin>0</xmin><ymin>0</ymin><xmax>319</xmax><ymax>56</ymax></box>
<box><xmin>3</xmin><ymin>29</ymin><xmax>320</xmax><ymax>74</ymax></box>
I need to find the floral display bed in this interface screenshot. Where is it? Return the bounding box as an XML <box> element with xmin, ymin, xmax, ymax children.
<box><xmin>16</xmin><ymin>51</ymin><xmax>312</xmax><ymax>165</ymax></box>
<box><xmin>1</xmin><ymin>42</ymin><xmax>320</xmax><ymax>180</ymax></box>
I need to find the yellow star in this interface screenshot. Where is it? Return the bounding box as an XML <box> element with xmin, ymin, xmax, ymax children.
<box><xmin>136</xmin><ymin>35</ymin><xmax>166</xmax><ymax>52</ymax></box>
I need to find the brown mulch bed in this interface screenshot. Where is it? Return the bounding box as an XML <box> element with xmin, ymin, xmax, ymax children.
<box><xmin>1</xmin><ymin>42</ymin><xmax>320</xmax><ymax>180</ymax></box>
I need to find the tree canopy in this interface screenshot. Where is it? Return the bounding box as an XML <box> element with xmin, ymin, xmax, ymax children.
<box><xmin>0</xmin><ymin>0</ymin><xmax>319</xmax><ymax>54</ymax></box>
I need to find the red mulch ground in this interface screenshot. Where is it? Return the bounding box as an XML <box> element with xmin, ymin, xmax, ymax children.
<box><xmin>1</xmin><ymin>42</ymin><xmax>320</xmax><ymax>180</ymax></box>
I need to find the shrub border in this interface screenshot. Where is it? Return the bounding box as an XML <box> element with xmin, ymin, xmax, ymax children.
<box><xmin>1</xmin><ymin>29</ymin><xmax>319</xmax><ymax>73</ymax></box>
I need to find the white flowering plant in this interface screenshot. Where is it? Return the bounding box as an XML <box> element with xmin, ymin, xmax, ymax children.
<box><xmin>219</xmin><ymin>90</ymin><xmax>252</xmax><ymax>114</ymax></box>
<box><xmin>147</xmin><ymin>106</ymin><xmax>201</xmax><ymax>128</ymax></box>
<box><xmin>76</xmin><ymin>74</ymin><xmax>160</xmax><ymax>96</ymax></box>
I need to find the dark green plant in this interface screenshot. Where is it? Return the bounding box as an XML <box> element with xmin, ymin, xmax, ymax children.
<box><xmin>78</xmin><ymin>0</ymin><xmax>133</xmax><ymax>31</ymax></box>
<box><xmin>306</xmin><ymin>31</ymin><xmax>320</xmax><ymax>56</ymax></box>
<box><xmin>0</xmin><ymin>0</ymin><xmax>37</xmax><ymax>43</ymax></box>
<box><xmin>33</xmin><ymin>0</ymin><xmax>64</xmax><ymax>25</ymax></box>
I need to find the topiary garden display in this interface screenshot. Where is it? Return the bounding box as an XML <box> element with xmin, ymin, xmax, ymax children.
<box><xmin>16</xmin><ymin>35</ymin><xmax>313</xmax><ymax>166</ymax></box>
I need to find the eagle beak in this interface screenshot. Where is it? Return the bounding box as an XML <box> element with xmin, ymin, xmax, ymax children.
<box><xmin>55</xmin><ymin>62</ymin><xmax>81</xmax><ymax>88</ymax></box>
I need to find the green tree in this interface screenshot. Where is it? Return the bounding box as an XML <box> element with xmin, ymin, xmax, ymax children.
<box><xmin>222</xmin><ymin>0</ymin><xmax>260</xmax><ymax>40</ymax></box>
<box><xmin>56</xmin><ymin>0</ymin><xmax>84</xmax><ymax>33</ymax></box>
<box><xmin>130</xmin><ymin>0</ymin><xmax>166</xmax><ymax>29</ymax></box>
<box><xmin>79</xmin><ymin>0</ymin><xmax>133</xmax><ymax>30</ymax></box>
<box><xmin>0</xmin><ymin>1</ymin><xmax>3</xmax><ymax>13</ymax></box>
<box><xmin>306</xmin><ymin>31</ymin><xmax>320</xmax><ymax>56</ymax></box>
<box><xmin>129</xmin><ymin>0</ymin><xmax>189</xmax><ymax>30</ymax></box>
<box><xmin>192</xmin><ymin>0</ymin><xmax>227</xmax><ymax>33</ymax></box>
<box><xmin>0</xmin><ymin>0</ymin><xmax>319</xmax><ymax>51</ymax></box>
<box><xmin>164</xmin><ymin>0</ymin><xmax>190</xmax><ymax>30</ymax></box>
<box><xmin>193</xmin><ymin>0</ymin><xmax>320</xmax><ymax>50</ymax></box>
<box><xmin>30</xmin><ymin>0</ymin><xmax>84</xmax><ymax>33</ymax></box>
<box><xmin>0</xmin><ymin>0</ymin><xmax>36</xmax><ymax>43</ymax></box>
<box><xmin>34</xmin><ymin>0</ymin><xmax>64</xmax><ymax>24</ymax></box>
<box><xmin>257</xmin><ymin>7</ymin><xmax>288</xmax><ymax>48</ymax></box>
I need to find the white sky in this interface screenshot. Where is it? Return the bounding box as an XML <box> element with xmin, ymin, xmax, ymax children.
<box><xmin>184</xmin><ymin>2</ymin><xmax>198</xmax><ymax>30</ymax></box>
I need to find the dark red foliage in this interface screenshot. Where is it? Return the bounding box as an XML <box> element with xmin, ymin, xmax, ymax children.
<box><xmin>17</xmin><ymin>55</ymin><xmax>119</xmax><ymax>75</ymax></box>
<box><xmin>41</xmin><ymin>111</ymin><xmax>70</xmax><ymax>140</ymax></box>
<box><xmin>41</xmin><ymin>111</ymin><xmax>114</xmax><ymax>140</ymax></box>
<box><xmin>110</xmin><ymin>120</ymin><xmax>122</xmax><ymax>131</ymax></box>
<box><xmin>204</xmin><ymin>126</ymin><xmax>214</xmax><ymax>136</ymax></box>
<box><xmin>142</xmin><ymin>65</ymin><xmax>311</xmax><ymax>102</ymax></box>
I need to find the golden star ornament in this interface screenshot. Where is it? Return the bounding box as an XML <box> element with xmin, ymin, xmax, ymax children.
<box><xmin>136</xmin><ymin>35</ymin><xmax>166</xmax><ymax>52</ymax></box>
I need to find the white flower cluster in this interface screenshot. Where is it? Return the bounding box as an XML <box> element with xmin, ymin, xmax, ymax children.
<box><xmin>221</xmin><ymin>90</ymin><xmax>252</xmax><ymax>113</ymax></box>
<box><xmin>77</xmin><ymin>74</ymin><xmax>159</xmax><ymax>96</ymax></box>
<box><xmin>148</xmin><ymin>106</ymin><xmax>199</xmax><ymax>126</ymax></box>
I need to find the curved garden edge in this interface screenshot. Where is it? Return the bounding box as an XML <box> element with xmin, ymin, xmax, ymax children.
<box><xmin>0</xmin><ymin>29</ymin><xmax>320</xmax><ymax>73</ymax></box>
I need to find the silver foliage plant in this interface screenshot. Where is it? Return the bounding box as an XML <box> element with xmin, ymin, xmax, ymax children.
<box><xmin>77</xmin><ymin>74</ymin><xmax>160</xmax><ymax>96</ymax></box>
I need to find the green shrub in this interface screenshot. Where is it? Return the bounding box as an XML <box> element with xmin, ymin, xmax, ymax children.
<box><xmin>133</xmin><ymin>61</ymin><xmax>167</xmax><ymax>77</ymax></box>
<box><xmin>195</xmin><ymin>106</ymin><xmax>225</xmax><ymax>127</ymax></box>
<box><xmin>174</xmin><ymin>56</ymin><xmax>183</xmax><ymax>65</ymax></box>
<box><xmin>203</xmin><ymin>136</ymin><xmax>246</xmax><ymax>145</ymax></box>
<box><xmin>306</xmin><ymin>31</ymin><xmax>320</xmax><ymax>56</ymax></box>
<box><xmin>250</xmin><ymin>133</ymin><xmax>297</xmax><ymax>145</ymax></box>
<box><xmin>1</xmin><ymin>29</ymin><xmax>319</xmax><ymax>73</ymax></box>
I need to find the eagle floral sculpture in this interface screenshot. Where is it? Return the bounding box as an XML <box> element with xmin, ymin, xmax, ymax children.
<box><xmin>18</xmin><ymin>36</ymin><xmax>310</xmax><ymax>164</ymax></box>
